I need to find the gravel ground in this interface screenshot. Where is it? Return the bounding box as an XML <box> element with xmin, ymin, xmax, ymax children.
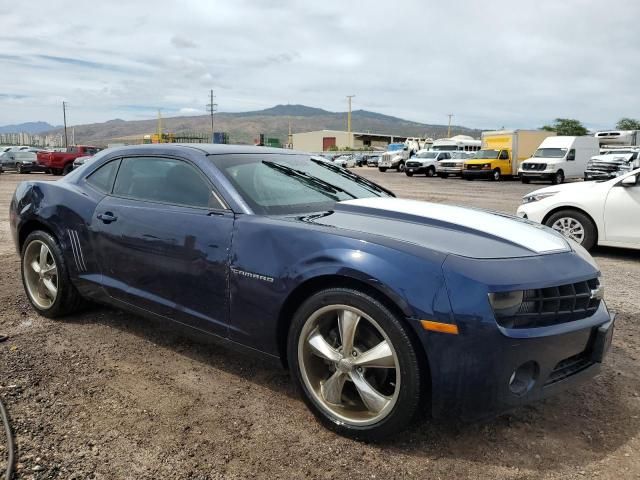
<box><xmin>0</xmin><ymin>169</ymin><xmax>639</xmax><ymax>479</ymax></box>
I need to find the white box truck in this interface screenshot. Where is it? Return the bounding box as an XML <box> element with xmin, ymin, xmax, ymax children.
<box><xmin>518</xmin><ymin>136</ymin><xmax>600</xmax><ymax>184</ymax></box>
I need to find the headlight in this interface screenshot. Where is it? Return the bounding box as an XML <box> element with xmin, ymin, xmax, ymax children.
<box><xmin>488</xmin><ymin>291</ymin><xmax>523</xmax><ymax>318</ymax></box>
<box><xmin>522</xmin><ymin>191</ymin><xmax>558</xmax><ymax>204</ymax></box>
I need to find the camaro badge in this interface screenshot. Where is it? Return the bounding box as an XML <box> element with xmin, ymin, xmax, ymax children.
<box><xmin>590</xmin><ymin>285</ymin><xmax>604</xmax><ymax>301</ymax></box>
<box><xmin>230</xmin><ymin>267</ymin><xmax>274</xmax><ymax>283</ymax></box>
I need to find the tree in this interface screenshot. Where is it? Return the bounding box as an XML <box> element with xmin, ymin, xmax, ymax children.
<box><xmin>616</xmin><ymin>118</ymin><xmax>640</xmax><ymax>130</ymax></box>
<box><xmin>541</xmin><ymin>118</ymin><xmax>589</xmax><ymax>136</ymax></box>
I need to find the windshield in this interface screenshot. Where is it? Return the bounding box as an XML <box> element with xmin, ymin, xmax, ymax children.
<box><xmin>432</xmin><ymin>145</ymin><xmax>458</xmax><ymax>151</ymax></box>
<box><xmin>387</xmin><ymin>144</ymin><xmax>404</xmax><ymax>152</ymax></box>
<box><xmin>210</xmin><ymin>154</ymin><xmax>393</xmax><ymax>215</ymax></box>
<box><xmin>450</xmin><ymin>152</ymin><xmax>467</xmax><ymax>159</ymax></box>
<box><xmin>474</xmin><ymin>149</ymin><xmax>500</xmax><ymax>159</ymax></box>
<box><xmin>533</xmin><ymin>148</ymin><xmax>568</xmax><ymax>158</ymax></box>
<box><xmin>415</xmin><ymin>151</ymin><xmax>438</xmax><ymax>159</ymax></box>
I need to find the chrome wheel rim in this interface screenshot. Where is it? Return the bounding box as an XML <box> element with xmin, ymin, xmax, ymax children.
<box><xmin>23</xmin><ymin>240</ymin><xmax>58</xmax><ymax>309</ymax></box>
<box><xmin>493</xmin><ymin>170</ymin><xmax>500</xmax><ymax>180</ymax></box>
<box><xmin>298</xmin><ymin>305</ymin><xmax>401</xmax><ymax>426</ymax></box>
<box><xmin>552</xmin><ymin>217</ymin><xmax>585</xmax><ymax>244</ymax></box>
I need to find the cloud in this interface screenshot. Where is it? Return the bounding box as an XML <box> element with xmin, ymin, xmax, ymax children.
<box><xmin>171</xmin><ymin>35</ymin><xmax>198</xmax><ymax>49</ymax></box>
<box><xmin>0</xmin><ymin>0</ymin><xmax>639</xmax><ymax>131</ymax></box>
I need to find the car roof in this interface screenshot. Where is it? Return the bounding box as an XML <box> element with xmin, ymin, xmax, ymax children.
<box><xmin>107</xmin><ymin>143</ymin><xmax>303</xmax><ymax>156</ymax></box>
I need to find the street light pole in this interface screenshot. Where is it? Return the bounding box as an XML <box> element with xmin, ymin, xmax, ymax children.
<box><xmin>447</xmin><ymin>113</ymin><xmax>453</xmax><ymax>138</ymax></box>
<box><xmin>62</xmin><ymin>101</ymin><xmax>68</xmax><ymax>149</ymax></box>
<box><xmin>207</xmin><ymin>90</ymin><xmax>218</xmax><ymax>142</ymax></box>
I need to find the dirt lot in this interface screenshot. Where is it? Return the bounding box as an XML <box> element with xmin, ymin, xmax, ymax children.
<box><xmin>1</xmin><ymin>169</ymin><xmax>639</xmax><ymax>479</ymax></box>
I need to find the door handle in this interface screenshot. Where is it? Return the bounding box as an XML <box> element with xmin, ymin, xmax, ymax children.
<box><xmin>97</xmin><ymin>212</ymin><xmax>117</xmax><ymax>224</ymax></box>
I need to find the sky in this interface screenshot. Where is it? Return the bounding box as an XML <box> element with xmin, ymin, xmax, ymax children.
<box><xmin>1</xmin><ymin>0</ymin><xmax>639</xmax><ymax>130</ymax></box>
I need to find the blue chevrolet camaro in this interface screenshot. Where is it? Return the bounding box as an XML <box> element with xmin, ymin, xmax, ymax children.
<box><xmin>10</xmin><ymin>144</ymin><xmax>614</xmax><ymax>439</ymax></box>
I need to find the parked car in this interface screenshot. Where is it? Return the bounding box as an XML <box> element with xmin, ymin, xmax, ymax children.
<box><xmin>37</xmin><ymin>145</ymin><xmax>101</xmax><ymax>175</ymax></box>
<box><xmin>367</xmin><ymin>154</ymin><xmax>381</xmax><ymax>167</ymax></box>
<box><xmin>517</xmin><ymin>168</ymin><xmax>640</xmax><ymax>250</ymax></box>
<box><xmin>436</xmin><ymin>151</ymin><xmax>474</xmax><ymax>178</ymax></box>
<box><xmin>584</xmin><ymin>149</ymin><xmax>639</xmax><ymax>181</ymax></box>
<box><xmin>72</xmin><ymin>155</ymin><xmax>94</xmax><ymax>170</ymax></box>
<box><xmin>11</xmin><ymin>144</ymin><xmax>614</xmax><ymax>440</ymax></box>
<box><xmin>405</xmin><ymin>150</ymin><xmax>452</xmax><ymax>177</ymax></box>
<box><xmin>0</xmin><ymin>150</ymin><xmax>40</xmax><ymax>173</ymax></box>
<box><xmin>519</xmin><ymin>136</ymin><xmax>600</xmax><ymax>184</ymax></box>
<box><xmin>333</xmin><ymin>154</ymin><xmax>356</xmax><ymax>168</ymax></box>
<box><xmin>353</xmin><ymin>153</ymin><xmax>366</xmax><ymax>167</ymax></box>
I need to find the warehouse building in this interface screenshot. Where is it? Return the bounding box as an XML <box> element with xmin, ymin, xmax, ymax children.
<box><xmin>292</xmin><ymin>130</ymin><xmax>409</xmax><ymax>151</ymax></box>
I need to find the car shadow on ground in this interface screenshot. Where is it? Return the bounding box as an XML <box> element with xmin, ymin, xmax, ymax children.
<box><xmin>61</xmin><ymin>304</ymin><xmax>639</xmax><ymax>472</ymax></box>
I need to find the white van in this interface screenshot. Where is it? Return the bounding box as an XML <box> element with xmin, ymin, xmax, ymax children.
<box><xmin>518</xmin><ymin>136</ymin><xmax>600</xmax><ymax>184</ymax></box>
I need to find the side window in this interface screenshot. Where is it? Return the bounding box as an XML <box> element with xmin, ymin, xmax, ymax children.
<box><xmin>567</xmin><ymin>149</ymin><xmax>576</xmax><ymax>161</ymax></box>
<box><xmin>113</xmin><ymin>157</ymin><xmax>221</xmax><ymax>209</ymax></box>
<box><xmin>86</xmin><ymin>159</ymin><xmax>120</xmax><ymax>193</ymax></box>
<box><xmin>499</xmin><ymin>150</ymin><xmax>509</xmax><ymax>160</ymax></box>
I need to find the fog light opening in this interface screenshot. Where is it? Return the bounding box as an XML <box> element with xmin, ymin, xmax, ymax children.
<box><xmin>509</xmin><ymin>361</ymin><xmax>539</xmax><ymax>396</ymax></box>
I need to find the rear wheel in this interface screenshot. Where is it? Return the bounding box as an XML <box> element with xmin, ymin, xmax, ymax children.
<box><xmin>21</xmin><ymin>231</ymin><xmax>85</xmax><ymax>318</ymax></box>
<box><xmin>397</xmin><ymin>162</ymin><xmax>405</xmax><ymax>172</ymax></box>
<box><xmin>16</xmin><ymin>164</ymin><xmax>23</xmax><ymax>174</ymax></box>
<box><xmin>52</xmin><ymin>169</ymin><xmax>63</xmax><ymax>176</ymax></box>
<box><xmin>288</xmin><ymin>288</ymin><xmax>424</xmax><ymax>440</ymax></box>
<box><xmin>545</xmin><ymin>210</ymin><xmax>597</xmax><ymax>250</ymax></box>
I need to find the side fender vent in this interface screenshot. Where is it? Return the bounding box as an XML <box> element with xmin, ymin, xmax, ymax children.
<box><xmin>67</xmin><ymin>229</ymin><xmax>87</xmax><ymax>272</ymax></box>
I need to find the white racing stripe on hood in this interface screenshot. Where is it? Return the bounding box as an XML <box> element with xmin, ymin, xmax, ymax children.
<box><xmin>340</xmin><ymin>197</ymin><xmax>569</xmax><ymax>254</ymax></box>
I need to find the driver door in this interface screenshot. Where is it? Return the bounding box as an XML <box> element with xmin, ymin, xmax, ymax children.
<box><xmin>604</xmin><ymin>173</ymin><xmax>640</xmax><ymax>244</ymax></box>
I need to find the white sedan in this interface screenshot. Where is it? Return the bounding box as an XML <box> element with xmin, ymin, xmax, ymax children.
<box><xmin>333</xmin><ymin>155</ymin><xmax>356</xmax><ymax>168</ymax></box>
<box><xmin>516</xmin><ymin>169</ymin><xmax>640</xmax><ymax>251</ymax></box>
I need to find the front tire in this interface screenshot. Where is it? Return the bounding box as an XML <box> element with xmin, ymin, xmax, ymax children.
<box><xmin>425</xmin><ymin>167</ymin><xmax>435</xmax><ymax>177</ymax></box>
<box><xmin>288</xmin><ymin>288</ymin><xmax>424</xmax><ymax>440</ymax></box>
<box><xmin>551</xmin><ymin>170</ymin><xmax>564</xmax><ymax>185</ymax></box>
<box><xmin>405</xmin><ymin>171</ymin><xmax>414</xmax><ymax>177</ymax></box>
<box><xmin>490</xmin><ymin>168</ymin><xmax>501</xmax><ymax>181</ymax></box>
<box><xmin>545</xmin><ymin>210</ymin><xmax>597</xmax><ymax>250</ymax></box>
<box><xmin>21</xmin><ymin>231</ymin><xmax>84</xmax><ymax>318</ymax></box>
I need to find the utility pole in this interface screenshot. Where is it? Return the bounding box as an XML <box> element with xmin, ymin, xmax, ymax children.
<box><xmin>62</xmin><ymin>101</ymin><xmax>68</xmax><ymax>148</ymax></box>
<box><xmin>207</xmin><ymin>90</ymin><xmax>218</xmax><ymax>142</ymax></box>
<box><xmin>346</xmin><ymin>95</ymin><xmax>355</xmax><ymax>148</ymax></box>
<box><xmin>447</xmin><ymin>113</ymin><xmax>453</xmax><ymax>138</ymax></box>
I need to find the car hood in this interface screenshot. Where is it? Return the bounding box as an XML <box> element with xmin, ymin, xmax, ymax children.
<box><xmin>526</xmin><ymin>179</ymin><xmax>605</xmax><ymax>197</ymax></box>
<box><xmin>306</xmin><ymin>197</ymin><xmax>570</xmax><ymax>259</ymax></box>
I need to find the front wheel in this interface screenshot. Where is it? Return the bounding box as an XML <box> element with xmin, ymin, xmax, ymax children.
<box><xmin>425</xmin><ymin>167</ymin><xmax>435</xmax><ymax>177</ymax></box>
<box><xmin>490</xmin><ymin>168</ymin><xmax>501</xmax><ymax>181</ymax></box>
<box><xmin>405</xmin><ymin>171</ymin><xmax>414</xmax><ymax>177</ymax></box>
<box><xmin>21</xmin><ymin>231</ymin><xmax>85</xmax><ymax>318</ymax></box>
<box><xmin>545</xmin><ymin>210</ymin><xmax>597</xmax><ymax>250</ymax></box>
<box><xmin>551</xmin><ymin>170</ymin><xmax>565</xmax><ymax>185</ymax></box>
<box><xmin>378</xmin><ymin>167</ymin><xmax>388</xmax><ymax>173</ymax></box>
<box><xmin>288</xmin><ymin>288</ymin><xmax>424</xmax><ymax>440</ymax></box>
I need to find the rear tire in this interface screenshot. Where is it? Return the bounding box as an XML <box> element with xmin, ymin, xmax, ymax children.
<box><xmin>397</xmin><ymin>162</ymin><xmax>405</xmax><ymax>172</ymax></box>
<box><xmin>21</xmin><ymin>231</ymin><xmax>85</xmax><ymax>318</ymax></box>
<box><xmin>544</xmin><ymin>210</ymin><xmax>597</xmax><ymax>250</ymax></box>
<box><xmin>288</xmin><ymin>288</ymin><xmax>424</xmax><ymax>440</ymax></box>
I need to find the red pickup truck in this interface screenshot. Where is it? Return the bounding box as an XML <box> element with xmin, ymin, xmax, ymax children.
<box><xmin>37</xmin><ymin>145</ymin><xmax>101</xmax><ymax>175</ymax></box>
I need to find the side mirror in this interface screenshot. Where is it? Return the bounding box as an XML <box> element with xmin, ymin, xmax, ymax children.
<box><xmin>620</xmin><ymin>175</ymin><xmax>638</xmax><ymax>187</ymax></box>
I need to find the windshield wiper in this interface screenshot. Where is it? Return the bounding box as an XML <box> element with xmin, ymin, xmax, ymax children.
<box><xmin>309</xmin><ymin>158</ymin><xmax>394</xmax><ymax>196</ymax></box>
<box><xmin>262</xmin><ymin>160</ymin><xmax>357</xmax><ymax>199</ymax></box>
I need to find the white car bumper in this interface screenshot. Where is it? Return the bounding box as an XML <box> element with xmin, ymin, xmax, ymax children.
<box><xmin>516</xmin><ymin>201</ymin><xmax>549</xmax><ymax>223</ymax></box>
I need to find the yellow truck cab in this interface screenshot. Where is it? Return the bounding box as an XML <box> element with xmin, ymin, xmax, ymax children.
<box><xmin>463</xmin><ymin>130</ymin><xmax>556</xmax><ymax>181</ymax></box>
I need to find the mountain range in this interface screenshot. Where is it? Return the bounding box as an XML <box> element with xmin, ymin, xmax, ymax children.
<box><xmin>0</xmin><ymin>121</ymin><xmax>60</xmax><ymax>134</ymax></box>
<box><xmin>2</xmin><ymin>105</ymin><xmax>483</xmax><ymax>145</ymax></box>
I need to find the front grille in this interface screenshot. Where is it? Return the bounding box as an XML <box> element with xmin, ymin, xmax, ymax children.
<box><xmin>406</xmin><ymin>161</ymin><xmax>421</xmax><ymax>168</ymax></box>
<box><xmin>522</xmin><ymin>163</ymin><xmax>547</xmax><ymax>171</ymax></box>
<box><xmin>440</xmin><ymin>162</ymin><xmax>459</xmax><ymax>168</ymax></box>
<box><xmin>382</xmin><ymin>153</ymin><xmax>392</xmax><ymax>161</ymax></box>
<box><xmin>467</xmin><ymin>164</ymin><xmax>481</xmax><ymax>169</ymax></box>
<box><xmin>589</xmin><ymin>162</ymin><xmax>624</xmax><ymax>172</ymax></box>
<box><xmin>545</xmin><ymin>350</ymin><xmax>594</xmax><ymax>386</ymax></box>
<box><xmin>497</xmin><ymin>278</ymin><xmax>601</xmax><ymax>329</ymax></box>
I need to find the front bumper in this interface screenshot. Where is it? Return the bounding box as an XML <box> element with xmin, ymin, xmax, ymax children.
<box><xmin>405</xmin><ymin>166</ymin><xmax>425</xmax><ymax>174</ymax></box>
<box><xmin>437</xmin><ymin>167</ymin><xmax>463</xmax><ymax>175</ymax></box>
<box><xmin>584</xmin><ymin>170</ymin><xmax>619</xmax><ymax>180</ymax></box>
<box><xmin>462</xmin><ymin>168</ymin><xmax>493</xmax><ymax>178</ymax></box>
<box><xmin>421</xmin><ymin>250</ymin><xmax>612</xmax><ymax>421</ymax></box>
<box><xmin>519</xmin><ymin>170</ymin><xmax>555</xmax><ymax>179</ymax></box>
